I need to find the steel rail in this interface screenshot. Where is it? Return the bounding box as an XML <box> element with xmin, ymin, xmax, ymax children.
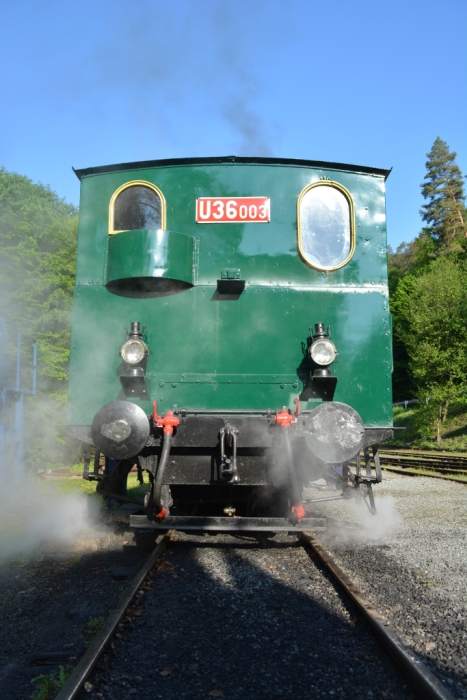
<box><xmin>299</xmin><ymin>533</ymin><xmax>454</xmax><ymax>700</ymax></box>
<box><xmin>379</xmin><ymin>450</ymin><xmax>467</xmax><ymax>472</ymax></box>
<box><xmin>55</xmin><ymin>532</ymin><xmax>172</xmax><ymax>700</ymax></box>
<box><xmin>382</xmin><ymin>466</ymin><xmax>467</xmax><ymax>484</ymax></box>
<box><xmin>382</xmin><ymin>460</ymin><xmax>467</xmax><ymax>473</ymax></box>
<box><xmin>380</xmin><ymin>448</ymin><xmax>467</xmax><ymax>460</ymax></box>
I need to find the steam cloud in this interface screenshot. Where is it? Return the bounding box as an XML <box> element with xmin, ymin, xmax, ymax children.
<box><xmin>317</xmin><ymin>494</ymin><xmax>403</xmax><ymax>548</ymax></box>
<box><xmin>0</xmin><ymin>470</ymin><xmax>99</xmax><ymax>562</ymax></box>
<box><xmin>0</xmin><ymin>319</ymin><xmax>101</xmax><ymax>562</ymax></box>
<box><xmin>84</xmin><ymin>0</ymin><xmax>278</xmax><ymax>156</ymax></box>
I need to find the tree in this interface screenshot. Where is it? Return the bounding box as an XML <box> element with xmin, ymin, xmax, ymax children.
<box><xmin>0</xmin><ymin>168</ymin><xmax>78</xmax><ymax>466</ymax></box>
<box><xmin>420</xmin><ymin>137</ymin><xmax>466</xmax><ymax>253</ymax></box>
<box><xmin>389</xmin><ymin>137</ymin><xmax>466</xmax><ymax>404</ymax></box>
<box><xmin>388</xmin><ymin>243</ymin><xmax>417</xmax><ymax>401</ymax></box>
<box><xmin>0</xmin><ymin>168</ymin><xmax>77</xmax><ymax>394</ymax></box>
<box><xmin>392</xmin><ymin>257</ymin><xmax>467</xmax><ymax>443</ymax></box>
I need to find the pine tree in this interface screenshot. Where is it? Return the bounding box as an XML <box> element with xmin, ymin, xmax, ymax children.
<box><xmin>420</xmin><ymin>137</ymin><xmax>466</xmax><ymax>252</ymax></box>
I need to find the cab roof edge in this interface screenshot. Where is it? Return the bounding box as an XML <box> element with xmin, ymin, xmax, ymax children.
<box><xmin>73</xmin><ymin>156</ymin><xmax>391</xmax><ymax>181</ymax></box>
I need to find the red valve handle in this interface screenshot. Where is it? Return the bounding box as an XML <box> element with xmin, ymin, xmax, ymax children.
<box><xmin>274</xmin><ymin>408</ymin><xmax>294</xmax><ymax>428</ymax></box>
<box><xmin>152</xmin><ymin>401</ymin><xmax>181</xmax><ymax>436</ymax></box>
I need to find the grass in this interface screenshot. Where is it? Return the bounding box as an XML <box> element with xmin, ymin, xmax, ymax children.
<box><xmin>389</xmin><ymin>401</ymin><xmax>467</xmax><ymax>452</ymax></box>
<box><xmin>41</xmin><ymin>466</ymin><xmax>147</xmax><ymax>499</ymax></box>
<box><xmin>83</xmin><ymin>615</ymin><xmax>105</xmax><ymax>643</ymax></box>
<box><xmin>31</xmin><ymin>666</ymin><xmax>69</xmax><ymax>700</ymax></box>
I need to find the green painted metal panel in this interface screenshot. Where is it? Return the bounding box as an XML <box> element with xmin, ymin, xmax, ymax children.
<box><xmin>69</xmin><ymin>285</ymin><xmax>392</xmax><ymax>425</ymax></box>
<box><xmin>106</xmin><ymin>228</ymin><xmax>194</xmax><ymax>290</ymax></box>
<box><xmin>69</xmin><ymin>160</ymin><xmax>392</xmax><ymax>429</ymax></box>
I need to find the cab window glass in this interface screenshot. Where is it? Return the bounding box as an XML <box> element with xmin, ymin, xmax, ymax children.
<box><xmin>299</xmin><ymin>184</ymin><xmax>353</xmax><ymax>270</ymax></box>
<box><xmin>113</xmin><ymin>185</ymin><xmax>162</xmax><ymax>231</ymax></box>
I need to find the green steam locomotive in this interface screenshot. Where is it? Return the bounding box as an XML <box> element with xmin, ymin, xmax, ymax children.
<box><xmin>69</xmin><ymin>156</ymin><xmax>393</xmax><ymax>532</ymax></box>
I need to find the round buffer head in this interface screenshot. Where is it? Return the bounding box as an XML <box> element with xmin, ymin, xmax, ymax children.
<box><xmin>91</xmin><ymin>400</ymin><xmax>150</xmax><ymax>459</ymax></box>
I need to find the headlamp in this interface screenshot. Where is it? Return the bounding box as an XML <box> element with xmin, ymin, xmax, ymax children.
<box><xmin>310</xmin><ymin>338</ymin><xmax>336</xmax><ymax>366</ymax></box>
<box><xmin>120</xmin><ymin>338</ymin><xmax>148</xmax><ymax>365</ymax></box>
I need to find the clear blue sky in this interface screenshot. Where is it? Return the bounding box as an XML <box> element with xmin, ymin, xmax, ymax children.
<box><xmin>1</xmin><ymin>0</ymin><xmax>466</xmax><ymax>247</ymax></box>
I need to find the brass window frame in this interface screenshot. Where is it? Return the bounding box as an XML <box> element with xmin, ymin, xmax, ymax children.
<box><xmin>297</xmin><ymin>180</ymin><xmax>356</xmax><ymax>271</ymax></box>
<box><xmin>108</xmin><ymin>179</ymin><xmax>167</xmax><ymax>234</ymax></box>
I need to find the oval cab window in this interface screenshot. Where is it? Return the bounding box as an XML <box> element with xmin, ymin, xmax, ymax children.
<box><xmin>298</xmin><ymin>182</ymin><xmax>355</xmax><ymax>271</ymax></box>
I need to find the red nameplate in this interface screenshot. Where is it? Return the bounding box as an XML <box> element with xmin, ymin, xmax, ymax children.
<box><xmin>196</xmin><ymin>197</ymin><xmax>270</xmax><ymax>223</ymax></box>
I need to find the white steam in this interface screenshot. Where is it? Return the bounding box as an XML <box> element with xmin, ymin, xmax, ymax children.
<box><xmin>0</xmin><ymin>357</ymin><xmax>101</xmax><ymax>562</ymax></box>
<box><xmin>317</xmin><ymin>493</ymin><xmax>403</xmax><ymax>548</ymax></box>
<box><xmin>0</xmin><ymin>469</ymin><xmax>101</xmax><ymax>562</ymax></box>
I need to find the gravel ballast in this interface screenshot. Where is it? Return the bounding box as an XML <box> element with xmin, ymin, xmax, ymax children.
<box><xmin>0</xmin><ymin>526</ymin><xmax>147</xmax><ymax>700</ymax></box>
<box><xmin>311</xmin><ymin>473</ymin><xmax>467</xmax><ymax>699</ymax></box>
<box><xmin>1</xmin><ymin>472</ymin><xmax>464</xmax><ymax>699</ymax></box>
<box><xmin>88</xmin><ymin>534</ymin><xmax>412</xmax><ymax>700</ymax></box>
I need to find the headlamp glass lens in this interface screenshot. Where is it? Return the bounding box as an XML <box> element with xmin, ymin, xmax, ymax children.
<box><xmin>121</xmin><ymin>339</ymin><xmax>147</xmax><ymax>364</ymax></box>
<box><xmin>310</xmin><ymin>339</ymin><xmax>336</xmax><ymax>366</ymax></box>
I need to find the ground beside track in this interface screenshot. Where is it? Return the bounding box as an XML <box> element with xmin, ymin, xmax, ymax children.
<box><xmin>309</xmin><ymin>473</ymin><xmax>467</xmax><ymax>699</ymax></box>
<box><xmin>1</xmin><ymin>472</ymin><xmax>464</xmax><ymax>699</ymax></box>
<box><xmin>86</xmin><ymin>534</ymin><xmax>412</xmax><ymax>700</ymax></box>
<box><xmin>0</xmin><ymin>526</ymin><xmax>148</xmax><ymax>700</ymax></box>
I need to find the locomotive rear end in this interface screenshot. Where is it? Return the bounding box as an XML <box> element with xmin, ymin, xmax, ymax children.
<box><xmin>69</xmin><ymin>156</ymin><xmax>393</xmax><ymax>531</ymax></box>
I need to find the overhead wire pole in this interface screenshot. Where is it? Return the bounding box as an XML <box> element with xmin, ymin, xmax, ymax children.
<box><xmin>0</xmin><ymin>326</ymin><xmax>4</xmax><ymax>459</ymax></box>
<box><xmin>0</xmin><ymin>325</ymin><xmax>38</xmax><ymax>471</ymax></box>
<box><xmin>32</xmin><ymin>341</ymin><xmax>37</xmax><ymax>396</ymax></box>
<box><xmin>14</xmin><ymin>330</ymin><xmax>24</xmax><ymax>469</ymax></box>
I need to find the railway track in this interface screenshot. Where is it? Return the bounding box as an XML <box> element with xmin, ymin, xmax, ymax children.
<box><xmin>54</xmin><ymin>530</ymin><xmax>454</xmax><ymax>700</ymax></box>
<box><xmin>378</xmin><ymin>449</ymin><xmax>467</xmax><ymax>475</ymax></box>
<box><xmin>55</xmin><ymin>534</ymin><xmax>172</xmax><ymax>700</ymax></box>
<box><xmin>299</xmin><ymin>534</ymin><xmax>452</xmax><ymax>700</ymax></box>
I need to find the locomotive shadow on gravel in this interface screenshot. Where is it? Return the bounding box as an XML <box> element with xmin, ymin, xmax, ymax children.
<box><xmin>86</xmin><ymin>538</ymin><xmax>455</xmax><ymax>700</ymax></box>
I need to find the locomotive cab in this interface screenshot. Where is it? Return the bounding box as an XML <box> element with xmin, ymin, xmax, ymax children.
<box><xmin>69</xmin><ymin>156</ymin><xmax>393</xmax><ymax>532</ymax></box>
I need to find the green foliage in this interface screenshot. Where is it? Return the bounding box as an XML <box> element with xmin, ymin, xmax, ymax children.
<box><xmin>0</xmin><ymin>168</ymin><xmax>78</xmax><ymax>467</ymax></box>
<box><xmin>391</xmin><ymin>403</ymin><xmax>467</xmax><ymax>452</ymax></box>
<box><xmin>390</xmin><ymin>406</ymin><xmax>419</xmax><ymax>445</ymax></box>
<box><xmin>83</xmin><ymin>615</ymin><xmax>105</xmax><ymax>642</ymax></box>
<box><xmin>31</xmin><ymin>665</ymin><xmax>68</xmax><ymax>700</ymax></box>
<box><xmin>388</xmin><ymin>241</ymin><xmax>422</xmax><ymax>400</ymax></box>
<box><xmin>389</xmin><ymin>137</ymin><xmax>466</xmax><ymax>407</ymax></box>
<box><xmin>392</xmin><ymin>257</ymin><xmax>467</xmax><ymax>442</ymax></box>
<box><xmin>0</xmin><ymin>167</ymin><xmax>77</xmax><ymax>395</ymax></box>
